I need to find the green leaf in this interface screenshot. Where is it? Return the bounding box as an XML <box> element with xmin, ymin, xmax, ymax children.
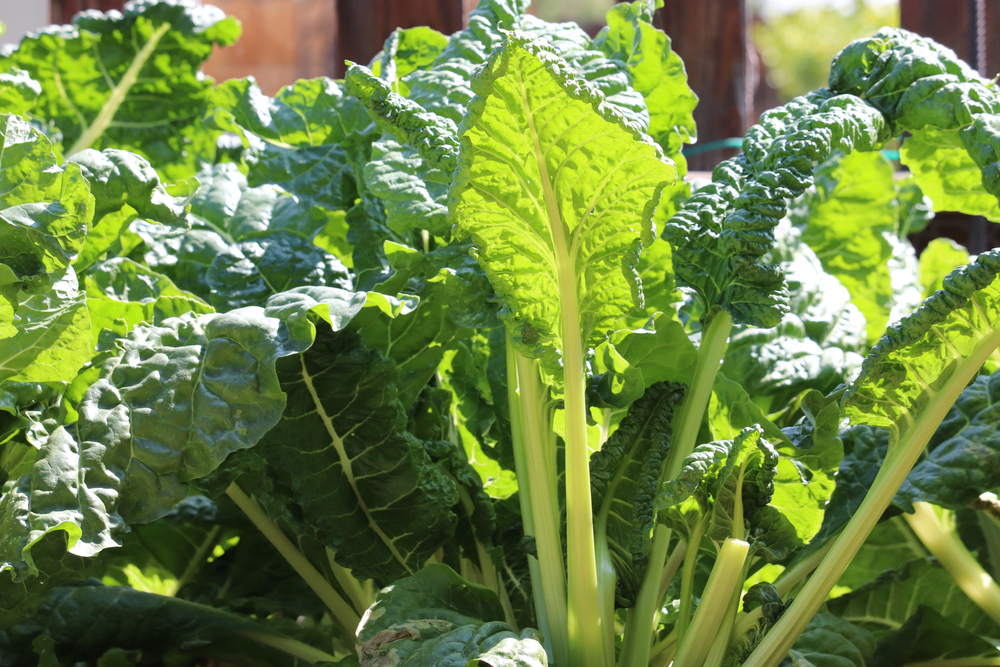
<box><xmin>450</xmin><ymin>32</ymin><xmax>676</xmax><ymax>360</ymax></box>
<box><xmin>868</xmin><ymin>606</ymin><xmax>1000</xmax><ymax>667</ymax></box>
<box><xmin>370</xmin><ymin>27</ymin><xmax>450</xmax><ymax>96</ymax></box>
<box><xmin>919</xmin><ymin>237</ymin><xmax>970</xmax><ymax>299</ymax></box>
<box><xmin>212</xmin><ymin>322</ymin><xmax>462</xmax><ymax>585</ymax></box>
<box><xmin>356</xmin><ymin>564</ymin><xmax>546</xmax><ymax>667</ymax></box>
<box><xmin>206</xmin><ymin>232</ymin><xmax>352</xmax><ymax>311</ymax></box>
<box><xmin>0</xmin><ymin>583</ymin><xmax>334</xmax><ymax>666</ymax></box>
<box><xmin>136</xmin><ymin>221</ymin><xmax>229</xmax><ymax>300</ymax></box>
<box><xmin>208</xmin><ymin>77</ymin><xmax>374</xmax><ymax>213</ymax></box>
<box><xmin>345</xmin><ymin>63</ymin><xmax>460</xmax><ymax>237</ymax></box>
<box><xmin>785</xmin><ymin>612</ymin><xmax>876</xmax><ymax>667</ymax></box>
<box><xmin>67</xmin><ymin>148</ymin><xmax>195</xmax><ymax>227</ymax></box>
<box><xmin>84</xmin><ymin>258</ymin><xmax>214</xmax><ymax>339</ymax></box>
<box><xmin>827</xmin><ymin>557</ymin><xmax>1000</xmax><ymax>640</ymax></box>
<box><xmin>592</xmin><ymin>0</ymin><xmax>697</xmax><ymax>171</ymax></box>
<box><xmin>721</xmin><ymin>223</ymin><xmax>867</xmax><ymax>411</ymax></box>
<box><xmin>894</xmin><ymin>368</ymin><xmax>1000</xmax><ymax>511</ymax></box>
<box><xmin>833</xmin><ymin>516</ymin><xmax>927</xmax><ymax>593</ymax></box>
<box><xmin>665</xmin><ymin>91</ymin><xmax>889</xmax><ymax>328</ymax></box>
<box><xmin>0</xmin><ymin>2</ymin><xmax>239</xmax><ymax>172</ymax></box>
<box><xmin>0</xmin><ymin>114</ymin><xmax>93</xmax><ymax>285</ymax></box>
<box><xmin>590</xmin><ymin>382</ymin><xmax>684</xmax><ymax>606</ymax></box>
<box><xmin>654</xmin><ymin>439</ymin><xmax>728</xmax><ymax>542</ymax></box>
<box><xmin>902</xmin><ymin>126</ymin><xmax>1000</xmax><ymax>221</ymax></box>
<box><xmin>0</xmin><ymin>267</ymin><xmax>93</xmax><ymax>385</ymax></box>
<box><xmin>0</xmin><ymin>69</ymin><xmax>40</xmax><ymax>116</ymax></box>
<box><xmin>794</xmin><ymin>150</ymin><xmax>897</xmax><ymax>344</ymax></box>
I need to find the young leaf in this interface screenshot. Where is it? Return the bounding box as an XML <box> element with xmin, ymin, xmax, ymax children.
<box><xmin>369</xmin><ymin>26</ymin><xmax>449</xmax><ymax>96</ymax></box>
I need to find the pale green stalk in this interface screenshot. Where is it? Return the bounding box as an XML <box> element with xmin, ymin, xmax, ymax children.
<box><xmin>67</xmin><ymin>22</ymin><xmax>171</xmax><ymax>155</ymax></box>
<box><xmin>657</xmin><ymin>539</ymin><xmax>688</xmax><ymax>608</ymax></box>
<box><xmin>236</xmin><ymin>630</ymin><xmax>340</xmax><ymax>664</ymax></box>
<box><xmin>225</xmin><ymin>483</ymin><xmax>361</xmax><ymax>632</ymax></box>
<box><xmin>905</xmin><ymin>502</ymin><xmax>1000</xmax><ymax>626</ymax></box>
<box><xmin>620</xmin><ymin>310</ymin><xmax>732</xmax><ymax>667</ymax></box>
<box><xmin>676</xmin><ymin>519</ymin><xmax>706</xmax><ymax>644</ymax></box>
<box><xmin>673</xmin><ymin>538</ymin><xmax>750</xmax><ymax>667</ymax></box>
<box><xmin>326</xmin><ymin>548</ymin><xmax>371</xmax><ymax>616</ymax></box>
<box><xmin>743</xmin><ymin>326</ymin><xmax>1000</xmax><ymax>667</ymax></box>
<box><xmin>507</xmin><ymin>340</ymin><xmax>566</xmax><ymax>665</ymax></box>
<box><xmin>167</xmin><ymin>525</ymin><xmax>220</xmax><ymax>597</ymax></box>
<box><xmin>595</xmin><ymin>499</ymin><xmax>618</xmax><ymax>667</ymax></box>
<box><xmin>905</xmin><ymin>660</ymin><xmax>1000</xmax><ymax>667</ymax></box>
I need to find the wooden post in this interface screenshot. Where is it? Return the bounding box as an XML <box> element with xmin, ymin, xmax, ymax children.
<box><xmin>50</xmin><ymin>0</ymin><xmax>126</xmax><ymax>24</ymax></box>
<box><xmin>652</xmin><ymin>0</ymin><xmax>751</xmax><ymax>171</ymax></box>
<box><xmin>901</xmin><ymin>0</ymin><xmax>1000</xmax><ymax>253</ymax></box>
<box><xmin>334</xmin><ymin>0</ymin><xmax>466</xmax><ymax>77</ymax></box>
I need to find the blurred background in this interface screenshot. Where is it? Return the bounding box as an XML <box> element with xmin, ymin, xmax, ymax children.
<box><xmin>2</xmin><ymin>0</ymin><xmax>999</xmax><ymax>249</ymax></box>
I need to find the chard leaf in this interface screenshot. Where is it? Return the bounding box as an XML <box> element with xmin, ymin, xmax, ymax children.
<box><xmin>665</xmin><ymin>91</ymin><xmax>889</xmax><ymax>327</ymax></box>
<box><xmin>919</xmin><ymin>238</ymin><xmax>970</xmax><ymax>298</ymax></box>
<box><xmin>450</xmin><ymin>32</ymin><xmax>676</xmax><ymax>361</ymax></box>
<box><xmin>793</xmin><ymin>151</ymin><xmax>897</xmax><ymax>343</ymax></box>
<box><xmin>592</xmin><ymin>0</ymin><xmax>697</xmax><ymax>171</ymax></box>
<box><xmin>208</xmin><ymin>77</ymin><xmax>374</xmax><ymax>214</ymax></box>
<box><xmin>833</xmin><ymin>516</ymin><xmax>927</xmax><ymax>592</ymax></box>
<box><xmin>590</xmin><ymin>382</ymin><xmax>684</xmax><ymax>606</ymax></box>
<box><xmin>902</xmin><ymin>126</ymin><xmax>1000</xmax><ymax>220</ymax></box>
<box><xmin>356</xmin><ymin>564</ymin><xmax>545</xmax><ymax>667</ymax></box>
<box><xmin>405</xmin><ymin>0</ymin><xmax>647</xmax><ymax>131</ymax></box>
<box><xmin>0</xmin><ymin>68</ymin><xmax>40</xmax><ymax>116</ymax></box>
<box><xmin>710</xmin><ymin>378</ymin><xmax>843</xmax><ymax>548</ymax></box>
<box><xmin>0</xmin><ymin>268</ymin><xmax>93</xmax><ymax>385</ymax></box>
<box><xmin>867</xmin><ymin>606</ymin><xmax>1000</xmax><ymax>667</ymax></box>
<box><xmin>0</xmin><ymin>583</ymin><xmax>332</xmax><ymax>666</ymax></box>
<box><xmin>84</xmin><ymin>258</ymin><xmax>214</xmax><ymax>339</ymax></box>
<box><xmin>827</xmin><ymin>557</ymin><xmax>1000</xmax><ymax>639</ymax></box>
<box><xmin>67</xmin><ymin>148</ymin><xmax>195</xmax><ymax>227</ymax></box>
<box><xmin>370</xmin><ymin>26</ymin><xmax>450</xmax><ymax>96</ymax></box>
<box><xmin>894</xmin><ymin>368</ymin><xmax>1000</xmax><ymax>511</ymax></box>
<box><xmin>0</xmin><ymin>114</ymin><xmax>93</xmax><ymax>288</ymax></box>
<box><xmin>345</xmin><ymin>64</ymin><xmax>459</xmax><ymax>237</ymax></box>
<box><xmin>705</xmin><ymin>425</ymin><xmax>779</xmax><ymax>544</ymax></box>
<box><xmin>784</xmin><ymin>612</ymin><xmax>876</xmax><ymax>667</ymax></box>
<box><xmin>721</xmin><ymin>223</ymin><xmax>866</xmax><ymax>411</ymax></box>
<box><xmin>654</xmin><ymin>440</ymin><xmax>729</xmax><ymax>542</ymax></box>
<box><xmin>137</xmin><ymin>222</ymin><xmax>229</xmax><ymax>299</ymax></box>
<box><xmin>206</xmin><ymin>233</ymin><xmax>352</xmax><ymax>311</ymax></box>
<box><xmin>0</xmin><ymin>2</ymin><xmax>239</xmax><ymax>172</ymax></box>
<box><xmin>210</xmin><ymin>320</ymin><xmax>462</xmax><ymax>585</ymax></box>
<box><xmin>594</xmin><ymin>313</ymin><xmax>697</xmax><ymax>401</ymax></box>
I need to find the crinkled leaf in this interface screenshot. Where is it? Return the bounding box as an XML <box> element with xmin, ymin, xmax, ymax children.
<box><xmin>0</xmin><ymin>69</ymin><xmax>40</xmax><ymax>116</ymax></box>
<box><xmin>590</xmin><ymin>382</ymin><xmax>684</xmax><ymax>606</ymax></box>
<box><xmin>450</xmin><ymin>33</ymin><xmax>676</xmax><ymax>363</ymax></box>
<box><xmin>208</xmin><ymin>77</ymin><xmax>374</xmax><ymax>213</ymax></box>
<box><xmin>0</xmin><ymin>583</ymin><xmax>327</xmax><ymax>666</ymax></box>
<box><xmin>902</xmin><ymin>127</ymin><xmax>1000</xmax><ymax>221</ymax></box>
<box><xmin>136</xmin><ymin>221</ymin><xmax>229</xmax><ymax>300</ymax></box>
<box><xmin>867</xmin><ymin>606</ymin><xmax>1000</xmax><ymax>667</ymax></box>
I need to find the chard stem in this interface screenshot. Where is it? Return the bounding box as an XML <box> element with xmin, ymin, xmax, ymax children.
<box><xmin>167</xmin><ymin>525</ymin><xmax>221</xmax><ymax>597</ymax></box>
<box><xmin>658</xmin><ymin>539</ymin><xmax>688</xmax><ymax>605</ymax></box>
<box><xmin>507</xmin><ymin>341</ymin><xmax>567</xmax><ymax>665</ymax></box>
<box><xmin>236</xmin><ymin>630</ymin><xmax>339</xmax><ymax>664</ymax></box>
<box><xmin>619</xmin><ymin>310</ymin><xmax>731</xmax><ymax>667</ymax></box>
<box><xmin>326</xmin><ymin>548</ymin><xmax>371</xmax><ymax>615</ymax></box>
<box><xmin>673</xmin><ymin>538</ymin><xmax>749</xmax><ymax>667</ymax></box>
<box><xmin>905</xmin><ymin>502</ymin><xmax>1000</xmax><ymax>627</ymax></box>
<box><xmin>225</xmin><ymin>483</ymin><xmax>361</xmax><ymax>632</ymax></box>
<box><xmin>743</xmin><ymin>325</ymin><xmax>1000</xmax><ymax>667</ymax></box>
<box><xmin>676</xmin><ymin>519</ymin><xmax>706</xmax><ymax>644</ymax></box>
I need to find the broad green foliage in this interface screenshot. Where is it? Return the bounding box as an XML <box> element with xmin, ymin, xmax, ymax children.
<box><xmin>5</xmin><ymin>3</ymin><xmax>1000</xmax><ymax>666</ymax></box>
<box><xmin>450</xmin><ymin>32</ymin><xmax>676</xmax><ymax>360</ymax></box>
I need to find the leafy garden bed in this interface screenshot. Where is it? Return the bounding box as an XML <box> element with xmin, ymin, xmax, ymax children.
<box><xmin>2</xmin><ymin>1</ymin><xmax>1000</xmax><ymax>666</ymax></box>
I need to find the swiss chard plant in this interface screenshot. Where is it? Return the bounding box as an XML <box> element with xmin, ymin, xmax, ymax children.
<box><xmin>4</xmin><ymin>1</ymin><xmax>1000</xmax><ymax>666</ymax></box>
